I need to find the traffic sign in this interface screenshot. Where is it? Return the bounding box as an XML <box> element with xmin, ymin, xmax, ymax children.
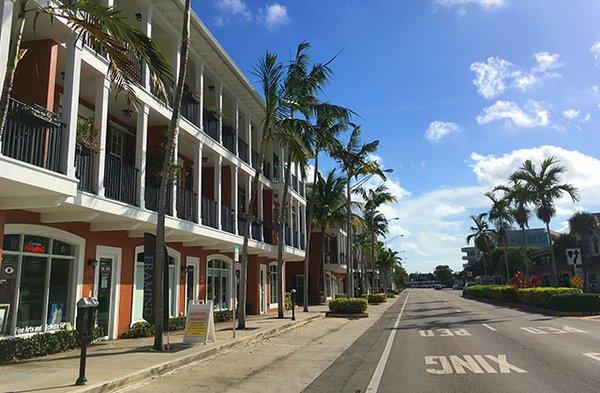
<box><xmin>566</xmin><ymin>249</ymin><xmax>582</xmax><ymax>266</ymax></box>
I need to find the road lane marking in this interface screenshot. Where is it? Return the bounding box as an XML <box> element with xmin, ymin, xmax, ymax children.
<box><xmin>521</xmin><ymin>326</ymin><xmax>587</xmax><ymax>334</ymax></box>
<box><xmin>455</xmin><ymin>309</ymin><xmax>462</xmax><ymax>313</ymax></box>
<box><xmin>425</xmin><ymin>355</ymin><xmax>526</xmax><ymax>374</ymax></box>
<box><xmin>419</xmin><ymin>328</ymin><xmax>471</xmax><ymax>337</ymax></box>
<box><xmin>584</xmin><ymin>353</ymin><xmax>600</xmax><ymax>362</ymax></box>
<box><xmin>482</xmin><ymin>324</ymin><xmax>497</xmax><ymax>331</ymax></box>
<box><xmin>366</xmin><ymin>291</ymin><xmax>410</xmax><ymax>392</ymax></box>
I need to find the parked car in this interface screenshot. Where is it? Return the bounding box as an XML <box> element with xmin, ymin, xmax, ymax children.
<box><xmin>434</xmin><ymin>284</ymin><xmax>443</xmax><ymax>290</ymax></box>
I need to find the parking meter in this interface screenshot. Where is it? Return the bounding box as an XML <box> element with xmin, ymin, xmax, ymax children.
<box><xmin>75</xmin><ymin>298</ymin><xmax>99</xmax><ymax>386</ymax></box>
<box><xmin>290</xmin><ymin>289</ymin><xmax>296</xmax><ymax>321</ymax></box>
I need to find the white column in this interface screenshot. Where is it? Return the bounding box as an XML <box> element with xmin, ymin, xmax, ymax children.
<box><xmin>279</xmin><ymin>147</ymin><xmax>285</xmax><ymax>181</ymax></box>
<box><xmin>258</xmin><ymin>183</ymin><xmax>264</xmax><ymax>241</ymax></box>
<box><xmin>296</xmin><ymin>203</ymin><xmax>301</xmax><ymax>249</ymax></box>
<box><xmin>171</xmin><ymin>137</ymin><xmax>179</xmax><ymax>217</ymax></box>
<box><xmin>247</xmin><ymin>117</ymin><xmax>253</xmax><ymax>167</ymax></box>
<box><xmin>142</xmin><ymin>5</ymin><xmax>153</xmax><ymax>90</ymax></box>
<box><xmin>0</xmin><ymin>1</ymin><xmax>14</xmax><ymax>114</ymax></box>
<box><xmin>234</xmin><ymin>99</ymin><xmax>239</xmax><ymax>156</ymax></box>
<box><xmin>62</xmin><ymin>37</ymin><xmax>82</xmax><ymax>178</ymax></box>
<box><xmin>217</xmin><ymin>81</ymin><xmax>223</xmax><ymax>143</ymax></box>
<box><xmin>288</xmin><ymin>198</ymin><xmax>293</xmax><ymax>247</ymax></box>
<box><xmin>232</xmin><ymin>167</ymin><xmax>239</xmax><ymax>234</ymax></box>
<box><xmin>196</xmin><ymin>60</ymin><xmax>204</xmax><ymax>126</ymax></box>
<box><xmin>194</xmin><ymin>143</ymin><xmax>203</xmax><ymax>224</ymax></box>
<box><xmin>135</xmin><ymin>105</ymin><xmax>149</xmax><ymax>209</ymax></box>
<box><xmin>94</xmin><ymin>77</ymin><xmax>110</xmax><ymax>197</ymax></box>
<box><xmin>215</xmin><ymin>155</ymin><xmax>222</xmax><ymax>230</ymax></box>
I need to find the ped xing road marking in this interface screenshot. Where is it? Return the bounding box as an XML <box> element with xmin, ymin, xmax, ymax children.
<box><xmin>366</xmin><ymin>291</ymin><xmax>410</xmax><ymax>393</ymax></box>
<box><xmin>521</xmin><ymin>326</ymin><xmax>587</xmax><ymax>335</ymax></box>
<box><xmin>583</xmin><ymin>353</ymin><xmax>600</xmax><ymax>362</ymax></box>
<box><xmin>419</xmin><ymin>328</ymin><xmax>471</xmax><ymax>337</ymax></box>
<box><xmin>425</xmin><ymin>355</ymin><xmax>527</xmax><ymax>375</ymax></box>
<box><xmin>482</xmin><ymin>324</ymin><xmax>497</xmax><ymax>331</ymax></box>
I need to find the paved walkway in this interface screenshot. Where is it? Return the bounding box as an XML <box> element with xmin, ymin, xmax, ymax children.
<box><xmin>0</xmin><ymin>307</ymin><xmax>326</xmax><ymax>393</ymax></box>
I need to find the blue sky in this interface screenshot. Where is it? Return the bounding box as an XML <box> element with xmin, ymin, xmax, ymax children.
<box><xmin>193</xmin><ymin>0</ymin><xmax>600</xmax><ymax>273</ymax></box>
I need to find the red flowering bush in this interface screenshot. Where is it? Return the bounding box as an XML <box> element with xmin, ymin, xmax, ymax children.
<box><xmin>509</xmin><ymin>271</ymin><xmax>541</xmax><ymax>288</ymax></box>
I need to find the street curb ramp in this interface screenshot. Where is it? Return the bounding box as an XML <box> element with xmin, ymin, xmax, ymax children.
<box><xmin>79</xmin><ymin>314</ymin><xmax>325</xmax><ymax>393</ymax></box>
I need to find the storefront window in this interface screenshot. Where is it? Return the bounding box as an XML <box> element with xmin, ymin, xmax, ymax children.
<box><xmin>269</xmin><ymin>263</ymin><xmax>277</xmax><ymax>305</ymax></box>
<box><xmin>2</xmin><ymin>233</ymin><xmax>76</xmax><ymax>336</ymax></box>
<box><xmin>207</xmin><ymin>259</ymin><xmax>229</xmax><ymax>310</ymax></box>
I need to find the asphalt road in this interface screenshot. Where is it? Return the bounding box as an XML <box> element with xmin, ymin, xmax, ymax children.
<box><xmin>305</xmin><ymin>288</ymin><xmax>600</xmax><ymax>393</ymax></box>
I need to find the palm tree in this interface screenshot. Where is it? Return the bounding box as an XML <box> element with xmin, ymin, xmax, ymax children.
<box><xmin>302</xmin><ymin>103</ymin><xmax>351</xmax><ymax>311</ymax></box>
<box><xmin>485</xmin><ymin>191</ymin><xmax>515</xmax><ymax>281</ymax></box>
<box><xmin>153</xmin><ymin>0</ymin><xmax>190</xmax><ymax>352</ymax></box>
<box><xmin>330</xmin><ymin>125</ymin><xmax>387</xmax><ymax>296</ymax></box>
<box><xmin>0</xmin><ymin>0</ymin><xmax>172</xmax><ymax>136</ymax></box>
<box><xmin>569</xmin><ymin>212</ymin><xmax>599</xmax><ymax>291</ymax></box>
<box><xmin>360</xmin><ymin>184</ymin><xmax>396</xmax><ymax>292</ymax></box>
<box><xmin>466</xmin><ymin>213</ymin><xmax>495</xmax><ymax>277</ymax></box>
<box><xmin>495</xmin><ymin>180</ymin><xmax>532</xmax><ymax>274</ymax></box>
<box><xmin>511</xmin><ymin>157</ymin><xmax>579</xmax><ymax>285</ymax></box>
<box><xmin>308</xmin><ymin>170</ymin><xmax>346</xmax><ymax>299</ymax></box>
<box><xmin>364</xmin><ymin>211</ymin><xmax>390</xmax><ymax>291</ymax></box>
<box><xmin>377</xmin><ymin>247</ymin><xmax>402</xmax><ymax>292</ymax></box>
<box><xmin>238</xmin><ymin>51</ymin><xmax>283</xmax><ymax>329</ymax></box>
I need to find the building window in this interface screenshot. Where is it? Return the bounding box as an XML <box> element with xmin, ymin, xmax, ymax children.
<box><xmin>1</xmin><ymin>234</ymin><xmax>76</xmax><ymax>336</ymax></box>
<box><xmin>207</xmin><ymin>259</ymin><xmax>230</xmax><ymax>310</ymax></box>
<box><xmin>133</xmin><ymin>251</ymin><xmax>177</xmax><ymax>322</ymax></box>
<box><xmin>107</xmin><ymin>127</ymin><xmax>124</xmax><ymax>159</ymax></box>
<box><xmin>594</xmin><ymin>237</ymin><xmax>600</xmax><ymax>255</ymax></box>
<box><xmin>269</xmin><ymin>263</ymin><xmax>278</xmax><ymax>305</ymax></box>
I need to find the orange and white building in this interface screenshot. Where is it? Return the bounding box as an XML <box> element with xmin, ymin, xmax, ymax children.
<box><xmin>0</xmin><ymin>0</ymin><xmax>306</xmax><ymax>339</ymax></box>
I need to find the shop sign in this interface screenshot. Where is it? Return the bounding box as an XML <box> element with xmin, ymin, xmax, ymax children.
<box><xmin>183</xmin><ymin>301</ymin><xmax>215</xmax><ymax>345</ymax></box>
<box><xmin>0</xmin><ymin>260</ymin><xmax>17</xmax><ymax>280</ymax></box>
<box><xmin>23</xmin><ymin>237</ymin><xmax>47</xmax><ymax>254</ymax></box>
<box><xmin>16</xmin><ymin>325</ymin><xmax>43</xmax><ymax>335</ymax></box>
<box><xmin>143</xmin><ymin>233</ymin><xmax>155</xmax><ymax>323</ymax></box>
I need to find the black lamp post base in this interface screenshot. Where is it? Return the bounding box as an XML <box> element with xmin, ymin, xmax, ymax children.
<box><xmin>75</xmin><ymin>377</ymin><xmax>88</xmax><ymax>386</ymax></box>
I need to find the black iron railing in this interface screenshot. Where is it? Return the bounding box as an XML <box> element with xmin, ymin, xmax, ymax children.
<box><xmin>127</xmin><ymin>53</ymin><xmax>144</xmax><ymax>85</ymax></box>
<box><xmin>263</xmin><ymin>160</ymin><xmax>272</xmax><ymax>180</ymax></box>
<box><xmin>237</xmin><ymin>215</ymin><xmax>247</xmax><ymax>237</ymax></box>
<box><xmin>201</xmin><ymin>196</ymin><xmax>218</xmax><ymax>228</ymax></box>
<box><xmin>238</xmin><ymin>137</ymin><xmax>249</xmax><ymax>163</ymax></box>
<box><xmin>272</xmin><ymin>159</ymin><xmax>280</xmax><ymax>182</ymax></box>
<box><xmin>104</xmin><ymin>155</ymin><xmax>138</xmax><ymax>206</ymax></box>
<box><xmin>221</xmin><ymin>204</ymin><xmax>234</xmax><ymax>233</ymax></box>
<box><xmin>251</xmin><ymin>149</ymin><xmax>259</xmax><ymax>171</ymax></box>
<box><xmin>203</xmin><ymin>109</ymin><xmax>220</xmax><ymax>141</ymax></box>
<box><xmin>285</xmin><ymin>226</ymin><xmax>292</xmax><ymax>246</ymax></box>
<box><xmin>75</xmin><ymin>145</ymin><xmax>96</xmax><ymax>193</ymax></box>
<box><xmin>144</xmin><ymin>177</ymin><xmax>173</xmax><ymax>215</ymax></box>
<box><xmin>293</xmin><ymin>230</ymin><xmax>299</xmax><ymax>248</ymax></box>
<box><xmin>291</xmin><ymin>174</ymin><xmax>298</xmax><ymax>192</ymax></box>
<box><xmin>181</xmin><ymin>89</ymin><xmax>201</xmax><ymax>127</ymax></box>
<box><xmin>300</xmin><ymin>234</ymin><xmax>306</xmax><ymax>250</ymax></box>
<box><xmin>222</xmin><ymin>125</ymin><xmax>236</xmax><ymax>154</ymax></box>
<box><xmin>2</xmin><ymin>98</ymin><xmax>64</xmax><ymax>173</ymax></box>
<box><xmin>176</xmin><ymin>187</ymin><xmax>198</xmax><ymax>223</ymax></box>
<box><xmin>299</xmin><ymin>181</ymin><xmax>305</xmax><ymax>197</ymax></box>
<box><xmin>263</xmin><ymin>222</ymin><xmax>275</xmax><ymax>245</ymax></box>
<box><xmin>251</xmin><ymin>221</ymin><xmax>262</xmax><ymax>241</ymax></box>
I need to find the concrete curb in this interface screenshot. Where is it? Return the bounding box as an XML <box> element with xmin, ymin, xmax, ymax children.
<box><xmin>325</xmin><ymin>312</ymin><xmax>369</xmax><ymax>318</ymax></box>
<box><xmin>462</xmin><ymin>295</ymin><xmax>600</xmax><ymax>317</ymax></box>
<box><xmin>79</xmin><ymin>314</ymin><xmax>325</xmax><ymax>393</ymax></box>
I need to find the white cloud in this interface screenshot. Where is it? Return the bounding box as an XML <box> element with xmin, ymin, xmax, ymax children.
<box><xmin>581</xmin><ymin>113</ymin><xmax>591</xmax><ymax>123</ymax></box>
<box><xmin>214</xmin><ymin>0</ymin><xmax>252</xmax><ymax>24</ymax></box>
<box><xmin>562</xmin><ymin>108</ymin><xmax>580</xmax><ymax>120</ymax></box>
<box><xmin>476</xmin><ymin>100</ymin><xmax>549</xmax><ymax>128</ymax></box>
<box><xmin>264</xmin><ymin>3</ymin><xmax>290</xmax><ymax>28</ymax></box>
<box><xmin>435</xmin><ymin>0</ymin><xmax>508</xmax><ymax>15</ymax></box>
<box><xmin>425</xmin><ymin>121</ymin><xmax>460</xmax><ymax>142</ymax></box>
<box><xmin>591</xmin><ymin>40</ymin><xmax>600</xmax><ymax>68</ymax></box>
<box><xmin>470</xmin><ymin>53</ymin><xmax>562</xmax><ymax>99</ymax></box>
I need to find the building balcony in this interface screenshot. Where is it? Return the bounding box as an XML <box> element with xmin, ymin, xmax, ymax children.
<box><xmin>104</xmin><ymin>155</ymin><xmax>138</xmax><ymax>206</ymax></box>
<box><xmin>181</xmin><ymin>88</ymin><xmax>202</xmax><ymax>127</ymax></box>
<box><xmin>237</xmin><ymin>214</ymin><xmax>247</xmax><ymax>237</ymax></box>
<box><xmin>221</xmin><ymin>204</ymin><xmax>234</xmax><ymax>233</ymax></box>
<box><xmin>285</xmin><ymin>226</ymin><xmax>292</xmax><ymax>247</ymax></box>
<box><xmin>201</xmin><ymin>196</ymin><xmax>218</xmax><ymax>228</ymax></box>
<box><xmin>222</xmin><ymin>125</ymin><xmax>236</xmax><ymax>154</ymax></box>
<box><xmin>75</xmin><ymin>144</ymin><xmax>96</xmax><ymax>194</ymax></box>
<box><xmin>238</xmin><ymin>137</ymin><xmax>249</xmax><ymax>164</ymax></box>
<box><xmin>176</xmin><ymin>187</ymin><xmax>197</xmax><ymax>223</ymax></box>
<box><xmin>144</xmin><ymin>179</ymin><xmax>173</xmax><ymax>216</ymax></box>
<box><xmin>251</xmin><ymin>221</ymin><xmax>262</xmax><ymax>241</ymax></box>
<box><xmin>203</xmin><ymin>109</ymin><xmax>219</xmax><ymax>142</ymax></box>
<box><xmin>293</xmin><ymin>230</ymin><xmax>299</xmax><ymax>248</ymax></box>
<box><xmin>263</xmin><ymin>222</ymin><xmax>275</xmax><ymax>245</ymax></box>
<box><xmin>2</xmin><ymin>97</ymin><xmax>65</xmax><ymax>174</ymax></box>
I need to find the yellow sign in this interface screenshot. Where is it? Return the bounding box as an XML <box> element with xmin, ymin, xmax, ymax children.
<box><xmin>185</xmin><ymin>311</ymin><xmax>207</xmax><ymax>336</ymax></box>
<box><xmin>183</xmin><ymin>301</ymin><xmax>215</xmax><ymax>345</ymax></box>
<box><xmin>571</xmin><ymin>275</ymin><xmax>583</xmax><ymax>289</ymax></box>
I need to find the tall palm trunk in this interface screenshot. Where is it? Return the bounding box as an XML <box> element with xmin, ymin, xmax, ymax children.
<box><xmin>503</xmin><ymin>238</ymin><xmax>510</xmax><ymax>282</ymax></box>
<box><xmin>302</xmin><ymin>148</ymin><xmax>320</xmax><ymax>311</ymax></box>
<box><xmin>370</xmin><ymin>230</ymin><xmax>376</xmax><ymax>293</ymax></box>
<box><xmin>276</xmin><ymin>151</ymin><xmax>292</xmax><ymax>318</ymax></box>
<box><xmin>0</xmin><ymin>0</ymin><xmax>27</xmax><ymax>136</ymax></box>
<box><xmin>345</xmin><ymin>176</ymin><xmax>354</xmax><ymax>297</ymax></box>
<box><xmin>520</xmin><ymin>225</ymin><xmax>530</xmax><ymax>276</ymax></box>
<box><xmin>546</xmin><ymin>221</ymin><xmax>558</xmax><ymax>286</ymax></box>
<box><xmin>154</xmin><ymin>0</ymin><xmax>190</xmax><ymax>352</ymax></box>
<box><xmin>238</xmin><ymin>136</ymin><xmax>268</xmax><ymax>329</ymax></box>
<box><xmin>482</xmin><ymin>250</ymin><xmax>488</xmax><ymax>277</ymax></box>
<box><xmin>320</xmin><ymin>229</ymin><xmax>326</xmax><ymax>298</ymax></box>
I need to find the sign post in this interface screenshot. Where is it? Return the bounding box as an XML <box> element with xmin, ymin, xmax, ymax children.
<box><xmin>232</xmin><ymin>245</ymin><xmax>240</xmax><ymax>338</ymax></box>
<box><xmin>566</xmin><ymin>248</ymin><xmax>584</xmax><ymax>287</ymax></box>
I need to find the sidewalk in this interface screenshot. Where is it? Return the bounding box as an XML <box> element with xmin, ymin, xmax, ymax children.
<box><xmin>0</xmin><ymin>307</ymin><xmax>327</xmax><ymax>393</ymax></box>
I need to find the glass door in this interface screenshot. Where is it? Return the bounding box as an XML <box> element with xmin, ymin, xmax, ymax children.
<box><xmin>259</xmin><ymin>266</ymin><xmax>266</xmax><ymax>314</ymax></box>
<box><xmin>96</xmin><ymin>257</ymin><xmax>113</xmax><ymax>339</ymax></box>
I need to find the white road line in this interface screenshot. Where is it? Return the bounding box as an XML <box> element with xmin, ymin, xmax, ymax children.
<box><xmin>456</xmin><ymin>309</ymin><xmax>462</xmax><ymax>313</ymax></box>
<box><xmin>366</xmin><ymin>291</ymin><xmax>411</xmax><ymax>393</ymax></box>
<box><xmin>482</xmin><ymin>324</ymin><xmax>497</xmax><ymax>331</ymax></box>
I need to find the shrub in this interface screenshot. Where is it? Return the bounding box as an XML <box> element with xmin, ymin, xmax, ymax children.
<box><xmin>517</xmin><ymin>287</ymin><xmax>581</xmax><ymax>308</ymax></box>
<box><xmin>168</xmin><ymin>316</ymin><xmax>187</xmax><ymax>331</ymax></box>
<box><xmin>214</xmin><ymin>309</ymin><xmax>234</xmax><ymax>323</ymax></box>
<box><xmin>386</xmin><ymin>291</ymin><xmax>396</xmax><ymax>298</ymax></box>
<box><xmin>335</xmin><ymin>293</ymin><xmax>349</xmax><ymax>299</ymax></box>
<box><xmin>0</xmin><ymin>326</ymin><xmax>104</xmax><ymax>364</ymax></box>
<box><xmin>329</xmin><ymin>298</ymin><xmax>368</xmax><ymax>314</ymax></box>
<box><xmin>363</xmin><ymin>293</ymin><xmax>387</xmax><ymax>304</ymax></box>
<box><xmin>122</xmin><ymin>321</ymin><xmax>154</xmax><ymax>339</ymax></box>
<box><xmin>547</xmin><ymin>293</ymin><xmax>600</xmax><ymax>312</ymax></box>
<box><xmin>285</xmin><ymin>293</ymin><xmax>293</xmax><ymax>310</ymax></box>
<box><xmin>463</xmin><ymin>285</ymin><xmax>517</xmax><ymax>302</ymax></box>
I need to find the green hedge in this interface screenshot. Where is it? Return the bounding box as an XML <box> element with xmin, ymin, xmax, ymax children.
<box><xmin>329</xmin><ymin>298</ymin><xmax>368</xmax><ymax>314</ymax></box>
<box><xmin>516</xmin><ymin>287</ymin><xmax>581</xmax><ymax>308</ymax></box>
<box><xmin>0</xmin><ymin>326</ymin><xmax>103</xmax><ymax>364</ymax></box>
<box><xmin>285</xmin><ymin>293</ymin><xmax>293</xmax><ymax>311</ymax></box>
<box><xmin>123</xmin><ymin>312</ymin><xmax>234</xmax><ymax>339</ymax></box>
<box><xmin>335</xmin><ymin>293</ymin><xmax>349</xmax><ymax>299</ymax></box>
<box><xmin>463</xmin><ymin>285</ymin><xmax>517</xmax><ymax>303</ymax></box>
<box><xmin>548</xmin><ymin>293</ymin><xmax>600</xmax><ymax>312</ymax></box>
<box><xmin>362</xmin><ymin>293</ymin><xmax>387</xmax><ymax>304</ymax></box>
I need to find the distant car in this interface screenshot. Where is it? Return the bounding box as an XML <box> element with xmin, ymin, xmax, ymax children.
<box><xmin>452</xmin><ymin>284</ymin><xmax>464</xmax><ymax>290</ymax></box>
<box><xmin>434</xmin><ymin>284</ymin><xmax>443</xmax><ymax>290</ymax></box>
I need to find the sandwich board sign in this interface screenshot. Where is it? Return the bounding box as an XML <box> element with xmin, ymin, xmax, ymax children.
<box><xmin>183</xmin><ymin>300</ymin><xmax>216</xmax><ymax>345</ymax></box>
<box><xmin>566</xmin><ymin>249</ymin><xmax>582</xmax><ymax>266</ymax></box>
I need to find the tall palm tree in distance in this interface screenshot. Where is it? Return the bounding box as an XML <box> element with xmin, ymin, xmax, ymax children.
<box><xmin>511</xmin><ymin>157</ymin><xmax>579</xmax><ymax>285</ymax></box>
<box><xmin>466</xmin><ymin>213</ymin><xmax>496</xmax><ymax>277</ymax></box>
<box><xmin>485</xmin><ymin>191</ymin><xmax>515</xmax><ymax>281</ymax></box>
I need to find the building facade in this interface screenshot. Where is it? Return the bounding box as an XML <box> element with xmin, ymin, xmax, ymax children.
<box><xmin>0</xmin><ymin>0</ymin><xmax>306</xmax><ymax>339</ymax></box>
